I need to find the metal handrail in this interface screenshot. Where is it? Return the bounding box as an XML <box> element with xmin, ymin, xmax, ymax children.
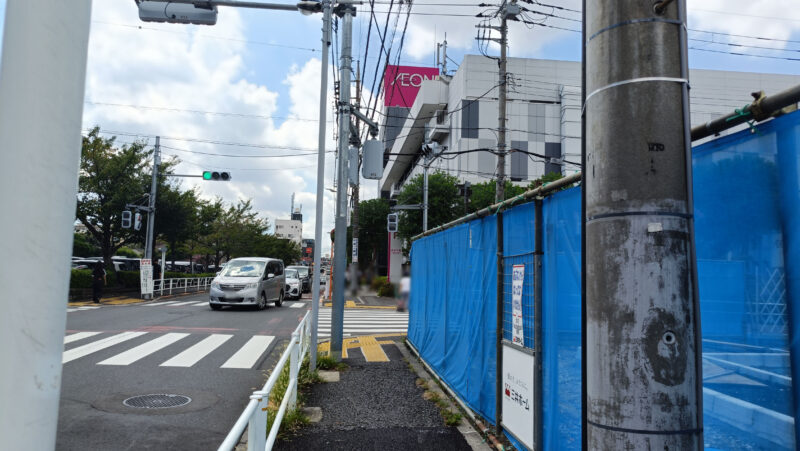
<box><xmin>219</xmin><ymin>311</ymin><xmax>312</xmax><ymax>451</ymax></box>
<box><xmin>151</xmin><ymin>277</ymin><xmax>215</xmax><ymax>296</ymax></box>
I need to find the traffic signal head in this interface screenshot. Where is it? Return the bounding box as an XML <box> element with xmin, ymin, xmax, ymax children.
<box><xmin>136</xmin><ymin>1</ymin><xmax>218</xmax><ymax>25</ymax></box>
<box><xmin>134</xmin><ymin>213</ymin><xmax>143</xmax><ymax>231</ymax></box>
<box><xmin>202</xmin><ymin>171</ymin><xmax>231</xmax><ymax>181</ymax></box>
<box><xmin>121</xmin><ymin>210</ymin><xmax>132</xmax><ymax>229</ymax></box>
<box><xmin>387</xmin><ymin>213</ymin><xmax>399</xmax><ymax>233</ymax></box>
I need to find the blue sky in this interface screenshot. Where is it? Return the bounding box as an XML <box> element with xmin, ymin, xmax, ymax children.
<box><xmin>1</xmin><ymin>1</ymin><xmax>798</xmax><ymax>254</ymax></box>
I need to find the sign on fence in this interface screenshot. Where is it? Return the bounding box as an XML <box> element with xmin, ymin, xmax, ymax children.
<box><xmin>512</xmin><ymin>264</ymin><xmax>525</xmax><ymax>345</ymax></box>
<box><xmin>140</xmin><ymin>259</ymin><xmax>153</xmax><ymax>296</ymax></box>
<box><xmin>502</xmin><ymin>344</ymin><xmax>534</xmax><ymax>450</ymax></box>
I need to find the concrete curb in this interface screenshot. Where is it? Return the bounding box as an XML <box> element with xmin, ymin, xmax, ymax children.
<box><xmin>67</xmin><ymin>290</ymin><xmax>204</xmax><ymax>307</ymax></box>
<box><xmin>395</xmin><ymin>342</ymin><xmax>494</xmax><ymax>451</ymax></box>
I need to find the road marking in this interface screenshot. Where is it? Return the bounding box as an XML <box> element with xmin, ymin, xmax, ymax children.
<box><xmin>64</xmin><ymin>331</ymin><xmax>101</xmax><ymax>344</ymax></box>
<box><xmin>98</xmin><ymin>333</ymin><xmax>190</xmax><ymax>366</ymax></box>
<box><xmin>170</xmin><ymin>300</ymin><xmax>200</xmax><ymax>306</ymax></box>
<box><xmin>144</xmin><ymin>301</ymin><xmax>181</xmax><ymax>307</ymax></box>
<box><xmin>190</xmin><ymin>301</ymin><xmax>209</xmax><ymax>306</ymax></box>
<box><xmin>356</xmin><ymin>335</ymin><xmax>389</xmax><ymax>362</ymax></box>
<box><xmin>63</xmin><ymin>332</ymin><xmax>148</xmax><ymax>363</ymax></box>
<box><xmin>221</xmin><ymin>335</ymin><xmax>275</xmax><ymax>369</ymax></box>
<box><xmin>289</xmin><ymin>302</ymin><xmax>305</xmax><ymax>309</ymax></box>
<box><xmin>160</xmin><ymin>334</ymin><xmax>233</xmax><ymax>367</ymax></box>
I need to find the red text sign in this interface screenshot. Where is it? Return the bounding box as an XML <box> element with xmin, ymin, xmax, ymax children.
<box><xmin>384</xmin><ymin>65</ymin><xmax>440</xmax><ymax>108</ymax></box>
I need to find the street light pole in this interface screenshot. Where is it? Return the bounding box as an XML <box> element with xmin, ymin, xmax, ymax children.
<box><xmin>310</xmin><ymin>0</ymin><xmax>332</xmax><ymax>372</ymax></box>
<box><xmin>331</xmin><ymin>4</ymin><xmax>355</xmax><ymax>360</ymax></box>
<box><xmin>143</xmin><ymin>136</ymin><xmax>160</xmax><ymax>300</ymax></box>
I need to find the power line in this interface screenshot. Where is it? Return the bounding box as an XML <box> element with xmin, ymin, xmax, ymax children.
<box><xmin>85</xmin><ymin>101</ymin><xmax>335</xmax><ymax>123</ymax></box>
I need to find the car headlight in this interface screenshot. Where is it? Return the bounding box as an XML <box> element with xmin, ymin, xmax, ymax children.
<box><xmin>245</xmin><ymin>283</ymin><xmax>258</xmax><ymax>289</ymax></box>
<box><xmin>211</xmin><ymin>282</ymin><xmax>221</xmax><ymax>290</ymax></box>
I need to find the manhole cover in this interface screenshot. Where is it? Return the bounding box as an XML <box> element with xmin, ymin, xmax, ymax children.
<box><xmin>123</xmin><ymin>394</ymin><xmax>192</xmax><ymax>409</ymax></box>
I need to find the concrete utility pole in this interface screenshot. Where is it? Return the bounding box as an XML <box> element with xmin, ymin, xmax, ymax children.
<box><xmin>0</xmin><ymin>1</ymin><xmax>92</xmax><ymax>448</ymax></box>
<box><xmin>495</xmin><ymin>1</ymin><xmax>509</xmax><ymax>204</ymax></box>
<box><xmin>143</xmin><ymin>136</ymin><xmax>161</xmax><ymax>299</ymax></box>
<box><xmin>309</xmin><ymin>0</ymin><xmax>331</xmax><ymax>373</ymax></box>
<box><xmin>331</xmin><ymin>4</ymin><xmax>355</xmax><ymax>360</ymax></box>
<box><xmin>349</xmin><ymin>61</ymin><xmax>361</xmax><ymax>296</ymax></box>
<box><xmin>583</xmin><ymin>1</ymin><xmax>702</xmax><ymax>448</ymax></box>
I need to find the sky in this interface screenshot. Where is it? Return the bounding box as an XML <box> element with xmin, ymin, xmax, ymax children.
<box><xmin>0</xmin><ymin>0</ymin><xmax>799</xmax><ymax>255</ymax></box>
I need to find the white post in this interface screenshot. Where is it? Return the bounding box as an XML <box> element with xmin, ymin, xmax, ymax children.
<box><xmin>289</xmin><ymin>332</ymin><xmax>300</xmax><ymax>409</ymax></box>
<box><xmin>247</xmin><ymin>391</ymin><xmax>267</xmax><ymax>451</ymax></box>
<box><xmin>0</xmin><ymin>1</ymin><xmax>93</xmax><ymax>448</ymax></box>
<box><xmin>160</xmin><ymin>247</ymin><xmax>166</xmax><ymax>297</ymax></box>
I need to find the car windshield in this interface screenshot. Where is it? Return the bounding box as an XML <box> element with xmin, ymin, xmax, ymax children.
<box><xmin>285</xmin><ymin>269</ymin><xmax>298</xmax><ymax>279</ymax></box>
<box><xmin>295</xmin><ymin>267</ymin><xmax>309</xmax><ymax>277</ymax></box>
<box><xmin>220</xmin><ymin>260</ymin><xmax>266</xmax><ymax>278</ymax></box>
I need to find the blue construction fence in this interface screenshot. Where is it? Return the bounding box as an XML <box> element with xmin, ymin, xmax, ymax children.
<box><xmin>408</xmin><ymin>110</ymin><xmax>800</xmax><ymax>450</ymax></box>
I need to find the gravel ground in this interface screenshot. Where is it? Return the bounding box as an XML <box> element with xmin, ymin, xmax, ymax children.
<box><xmin>276</xmin><ymin>345</ymin><xmax>471</xmax><ymax>450</ymax></box>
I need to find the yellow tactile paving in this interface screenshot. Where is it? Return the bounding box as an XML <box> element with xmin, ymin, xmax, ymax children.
<box><xmin>354</xmin><ymin>335</ymin><xmax>389</xmax><ymax>362</ymax></box>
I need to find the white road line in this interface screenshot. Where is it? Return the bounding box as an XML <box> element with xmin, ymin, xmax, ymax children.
<box><xmin>160</xmin><ymin>334</ymin><xmax>233</xmax><ymax>367</ymax></box>
<box><xmin>144</xmin><ymin>301</ymin><xmax>181</xmax><ymax>307</ymax></box>
<box><xmin>64</xmin><ymin>331</ymin><xmax>101</xmax><ymax>344</ymax></box>
<box><xmin>190</xmin><ymin>301</ymin><xmax>209</xmax><ymax>306</ymax></box>
<box><xmin>221</xmin><ymin>335</ymin><xmax>275</xmax><ymax>369</ymax></box>
<box><xmin>98</xmin><ymin>333</ymin><xmax>190</xmax><ymax>366</ymax></box>
<box><xmin>289</xmin><ymin>303</ymin><xmax>305</xmax><ymax>309</ymax></box>
<box><xmin>66</xmin><ymin>308</ymin><xmax>78</xmax><ymax>313</ymax></box>
<box><xmin>170</xmin><ymin>301</ymin><xmax>199</xmax><ymax>306</ymax></box>
<box><xmin>79</xmin><ymin>306</ymin><xmax>100</xmax><ymax>310</ymax></box>
<box><xmin>62</xmin><ymin>332</ymin><xmax>148</xmax><ymax>364</ymax></box>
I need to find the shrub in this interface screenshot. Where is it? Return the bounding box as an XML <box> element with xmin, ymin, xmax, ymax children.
<box><xmin>377</xmin><ymin>281</ymin><xmax>395</xmax><ymax>298</ymax></box>
<box><xmin>116</xmin><ymin>271</ymin><xmax>141</xmax><ymax>289</ymax></box>
<box><xmin>70</xmin><ymin>269</ymin><xmax>93</xmax><ymax>289</ymax></box>
<box><xmin>371</xmin><ymin>276</ymin><xmax>387</xmax><ymax>291</ymax></box>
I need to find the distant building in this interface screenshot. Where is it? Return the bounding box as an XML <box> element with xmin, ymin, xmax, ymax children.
<box><xmin>275</xmin><ymin>219</ymin><xmax>302</xmax><ymax>245</ymax></box>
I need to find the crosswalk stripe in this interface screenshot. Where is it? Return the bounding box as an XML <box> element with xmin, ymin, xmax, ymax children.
<box><xmin>160</xmin><ymin>334</ymin><xmax>233</xmax><ymax>367</ymax></box>
<box><xmin>145</xmin><ymin>301</ymin><xmax>181</xmax><ymax>307</ymax></box>
<box><xmin>98</xmin><ymin>333</ymin><xmax>190</xmax><ymax>366</ymax></box>
<box><xmin>221</xmin><ymin>335</ymin><xmax>275</xmax><ymax>369</ymax></box>
<box><xmin>64</xmin><ymin>332</ymin><xmax>101</xmax><ymax>344</ymax></box>
<box><xmin>63</xmin><ymin>332</ymin><xmax>148</xmax><ymax>363</ymax></box>
<box><xmin>170</xmin><ymin>301</ymin><xmax>199</xmax><ymax>306</ymax></box>
<box><xmin>289</xmin><ymin>303</ymin><xmax>305</xmax><ymax>309</ymax></box>
<box><xmin>66</xmin><ymin>308</ymin><xmax>78</xmax><ymax>313</ymax></box>
<box><xmin>191</xmin><ymin>301</ymin><xmax>209</xmax><ymax>306</ymax></box>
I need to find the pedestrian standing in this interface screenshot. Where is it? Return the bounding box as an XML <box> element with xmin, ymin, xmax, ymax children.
<box><xmin>92</xmin><ymin>261</ymin><xmax>106</xmax><ymax>304</ymax></box>
<box><xmin>398</xmin><ymin>267</ymin><xmax>410</xmax><ymax>312</ymax></box>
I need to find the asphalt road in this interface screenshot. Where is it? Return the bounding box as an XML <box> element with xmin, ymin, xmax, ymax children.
<box><xmin>57</xmin><ymin>292</ymin><xmax>311</xmax><ymax>451</ymax></box>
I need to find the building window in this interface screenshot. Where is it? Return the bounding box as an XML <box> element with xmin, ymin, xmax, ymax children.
<box><xmin>461</xmin><ymin>100</ymin><xmax>479</xmax><ymax>139</ymax></box>
<box><xmin>511</xmin><ymin>140</ymin><xmax>528</xmax><ymax>181</ymax></box>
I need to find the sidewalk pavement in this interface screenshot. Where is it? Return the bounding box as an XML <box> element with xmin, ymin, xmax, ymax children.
<box><xmin>275</xmin><ymin>340</ymin><xmax>492</xmax><ymax>451</ymax></box>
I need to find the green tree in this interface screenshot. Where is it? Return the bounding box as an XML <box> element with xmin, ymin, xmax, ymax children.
<box><xmin>527</xmin><ymin>171</ymin><xmax>565</xmax><ymax>190</ymax></box>
<box><xmin>355</xmin><ymin>198</ymin><xmax>389</xmax><ymax>274</ymax></box>
<box><xmin>396</xmin><ymin>171</ymin><xmax>461</xmax><ymax>241</ymax></box>
<box><xmin>253</xmin><ymin>234</ymin><xmax>302</xmax><ymax>265</ymax></box>
<box><xmin>72</xmin><ymin>232</ymin><xmax>100</xmax><ymax>257</ymax></box>
<box><xmin>115</xmin><ymin>246</ymin><xmax>140</xmax><ymax>258</ymax></box>
<box><xmin>156</xmin><ymin>185</ymin><xmax>200</xmax><ymax>266</ymax></box>
<box><xmin>468</xmin><ymin>180</ymin><xmax>527</xmax><ymax>213</ymax></box>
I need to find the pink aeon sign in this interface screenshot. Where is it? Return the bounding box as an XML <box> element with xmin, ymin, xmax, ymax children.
<box><xmin>384</xmin><ymin>65</ymin><xmax>440</xmax><ymax>108</ymax></box>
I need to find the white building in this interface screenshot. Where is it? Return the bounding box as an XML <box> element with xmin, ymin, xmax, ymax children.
<box><xmin>274</xmin><ymin>218</ymin><xmax>302</xmax><ymax>245</ymax></box>
<box><xmin>379</xmin><ymin>55</ymin><xmax>800</xmax><ymax>197</ymax></box>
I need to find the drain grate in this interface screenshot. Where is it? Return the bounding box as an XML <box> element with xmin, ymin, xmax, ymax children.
<box><xmin>123</xmin><ymin>394</ymin><xmax>192</xmax><ymax>409</ymax></box>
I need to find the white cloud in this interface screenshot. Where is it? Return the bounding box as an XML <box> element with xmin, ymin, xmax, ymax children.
<box><xmin>83</xmin><ymin>1</ymin><xmax>341</xmax><ymax>254</ymax></box>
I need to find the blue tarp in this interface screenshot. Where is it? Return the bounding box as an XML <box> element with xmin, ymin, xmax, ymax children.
<box><xmin>409</xmin><ymin>110</ymin><xmax>800</xmax><ymax>450</ymax></box>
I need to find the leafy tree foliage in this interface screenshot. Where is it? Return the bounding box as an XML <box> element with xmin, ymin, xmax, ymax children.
<box><xmin>72</xmin><ymin>232</ymin><xmax>100</xmax><ymax>257</ymax></box>
<box><xmin>467</xmin><ymin>180</ymin><xmax>528</xmax><ymax>213</ymax></box>
<box><xmin>396</xmin><ymin>171</ymin><xmax>461</xmax><ymax>241</ymax></box>
<box><xmin>355</xmin><ymin>198</ymin><xmax>390</xmax><ymax>273</ymax></box>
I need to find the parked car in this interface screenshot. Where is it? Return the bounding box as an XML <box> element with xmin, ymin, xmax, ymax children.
<box><xmin>284</xmin><ymin>268</ymin><xmax>302</xmax><ymax>300</ymax></box>
<box><xmin>209</xmin><ymin>257</ymin><xmax>285</xmax><ymax>310</ymax></box>
<box><xmin>286</xmin><ymin>265</ymin><xmax>310</xmax><ymax>293</ymax></box>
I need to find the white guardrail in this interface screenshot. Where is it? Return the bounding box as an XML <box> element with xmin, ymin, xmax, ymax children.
<box><xmin>153</xmin><ymin>277</ymin><xmax>215</xmax><ymax>296</ymax></box>
<box><xmin>219</xmin><ymin>310</ymin><xmax>313</xmax><ymax>451</ymax></box>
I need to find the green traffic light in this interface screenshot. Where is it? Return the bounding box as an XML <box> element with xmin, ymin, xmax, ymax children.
<box><xmin>202</xmin><ymin>171</ymin><xmax>212</xmax><ymax>180</ymax></box>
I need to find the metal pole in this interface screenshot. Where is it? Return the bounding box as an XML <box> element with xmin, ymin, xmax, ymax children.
<box><xmin>583</xmin><ymin>1</ymin><xmax>701</xmax><ymax>448</ymax></box>
<box><xmin>143</xmin><ymin>136</ymin><xmax>160</xmax><ymax>300</ymax></box>
<box><xmin>533</xmin><ymin>198</ymin><xmax>543</xmax><ymax>451</ymax></box>
<box><xmin>495</xmin><ymin>211</ymin><xmax>503</xmax><ymax>434</ymax></box>
<box><xmin>310</xmin><ymin>0</ymin><xmax>331</xmax><ymax>371</ymax></box>
<box><xmin>495</xmin><ymin>3</ymin><xmax>508</xmax><ymax>204</ymax></box>
<box><xmin>331</xmin><ymin>5</ymin><xmax>354</xmax><ymax>360</ymax></box>
<box><xmin>0</xmin><ymin>1</ymin><xmax>92</xmax><ymax>448</ymax></box>
<box><xmin>423</xmin><ymin>154</ymin><xmax>429</xmax><ymax>231</ymax></box>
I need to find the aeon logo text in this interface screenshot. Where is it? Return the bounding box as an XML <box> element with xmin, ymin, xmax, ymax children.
<box><xmin>391</xmin><ymin>72</ymin><xmax>437</xmax><ymax>88</ymax></box>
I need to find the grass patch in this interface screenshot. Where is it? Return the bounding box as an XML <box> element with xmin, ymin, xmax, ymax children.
<box><xmin>315</xmin><ymin>352</ymin><xmax>348</xmax><ymax>371</ymax></box>
<box><xmin>265</xmin><ymin>353</ymin><xmax>323</xmax><ymax>440</ymax></box>
<box><xmin>422</xmin><ymin>389</ymin><xmax>463</xmax><ymax>427</ymax></box>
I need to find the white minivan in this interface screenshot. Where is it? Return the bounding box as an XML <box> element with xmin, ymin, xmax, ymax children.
<box><xmin>209</xmin><ymin>257</ymin><xmax>285</xmax><ymax>310</ymax></box>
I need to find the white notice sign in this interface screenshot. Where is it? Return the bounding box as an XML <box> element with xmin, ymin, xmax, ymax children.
<box><xmin>502</xmin><ymin>344</ymin><xmax>534</xmax><ymax>450</ymax></box>
<box><xmin>511</xmin><ymin>264</ymin><xmax>525</xmax><ymax>345</ymax></box>
<box><xmin>352</xmin><ymin>237</ymin><xmax>359</xmax><ymax>263</ymax></box>
<box><xmin>140</xmin><ymin>259</ymin><xmax>153</xmax><ymax>296</ymax></box>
